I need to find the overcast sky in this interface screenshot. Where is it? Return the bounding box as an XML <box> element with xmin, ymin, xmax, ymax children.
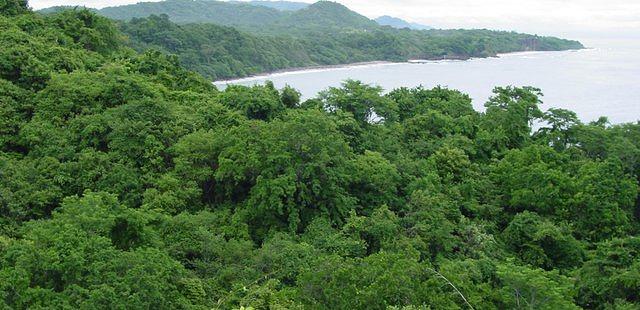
<box><xmin>28</xmin><ymin>0</ymin><xmax>640</xmax><ymax>38</ymax></box>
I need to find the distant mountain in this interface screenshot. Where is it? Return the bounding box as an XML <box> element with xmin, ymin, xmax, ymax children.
<box><xmin>280</xmin><ymin>1</ymin><xmax>377</xmax><ymax>31</ymax></box>
<box><xmin>99</xmin><ymin>0</ymin><xmax>284</xmax><ymax>27</ymax></box>
<box><xmin>375</xmin><ymin>15</ymin><xmax>432</xmax><ymax>30</ymax></box>
<box><xmin>243</xmin><ymin>1</ymin><xmax>309</xmax><ymax>11</ymax></box>
<box><xmin>35</xmin><ymin>1</ymin><xmax>583</xmax><ymax>82</ymax></box>
<box><xmin>37</xmin><ymin>5</ymin><xmax>97</xmax><ymax>14</ymax></box>
<box><xmin>97</xmin><ymin>0</ymin><xmax>377</xmax><ymax>34</ymax></box>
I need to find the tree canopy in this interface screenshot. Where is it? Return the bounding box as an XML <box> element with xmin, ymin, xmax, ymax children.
<box><xmin>0</xmin><ymin>7</ymin><xmax>638</xmax><ymax>310</ymax></box>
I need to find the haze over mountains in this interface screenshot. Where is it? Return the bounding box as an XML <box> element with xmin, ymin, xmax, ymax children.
<box><xmin>38</xmin><ymin>0</ymin><xmax>583</xmax><ymax>80</ymax></box>
<box><xmin>98</xmin><ymin>0</ymin><xmax>379</xmax><ymax>33</ymax></box>
<box><xmin>375</xmin><ymin>15</ymin><xmax>432</xmax><ymax>30</ymax></box>
<box><xmin>43</xmin><ymin>0</ymin><xmax>433</xmax><ymax>30</ymax></box>
<box><xmin>240</xmin><ymin>1</ymin><xmax>310</xmax><ymax>11</ymax></box>
<box><xmin>245</xmin><ymin>1</ymin><xmax>434</xmax><ymax>29</ymax></box>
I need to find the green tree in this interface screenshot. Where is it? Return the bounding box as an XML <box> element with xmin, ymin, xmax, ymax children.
<box><xmin>572</xmin><ymin>159</ymin><xmax>637</xmax><ymax>241</ymax></box>
<box><xmin>478</xmin><ymin>86</ymin><xmax>544</xmax><ymax>156</ymax></box>
<box><xmin>0</xmin><ymin>192</ymin><xmax>200</xmax><ymax>309</ymax></box>
<box><xmin>502</xmin><ymin>211</ymin><xmax>584</xmax><ymax>270</ymax></box>
<box><xmin>219</xmin><ymin>82</ymin><xmax>285</xmax><ymax>120</ymax></box>
<box><xmin>496</xmin><ymin>261</ymin><xmax>579</xmax><ymax>309</ymax></box>
<box><xmin>575</xmin><ymin>237</ymin><xmax>640</xmax><ymax>309</ymax></box>
<box><xmin>535</xmin><ymin>108</ymin><xmax>581</xmax><ymax>151</ymax></box>
<box><xmin>0</xmin><ymin>0</ymin><xmax>29</xmax><ymax>17</ymax></box>
<box><xmin>320</xmin><ymin>80</ymin><xmax>398</xmax><ymax>125</ymax></box>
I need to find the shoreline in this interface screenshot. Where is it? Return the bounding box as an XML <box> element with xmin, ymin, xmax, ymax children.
<box><xmin>213</xmin><ymin>61</ymin><xmax>396</xmax><ymax>84</ymax></box>
<box><xmin>213</xmin><ymin>48</ymin><xmax>585</xmax><ymax>84</ymax></box>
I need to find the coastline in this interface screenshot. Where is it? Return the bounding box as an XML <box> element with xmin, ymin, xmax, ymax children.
<box><xmin>213</xmin><ymin>48</ymin><xmax>585</xmax><ymax>85</ymax></box>
<box><xmin>213</xmin><ymin>61</ymin><xmax>396</xmax><ymax>84</ymax></box>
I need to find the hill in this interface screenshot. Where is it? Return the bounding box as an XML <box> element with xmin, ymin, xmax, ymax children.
<box><xmin>98</xmin><ymin>0</ymin><xmax>378</xmax><ymax>34</ymax></box>
<box><xmin>118</xmin><ymin>14</ymin><xmax>583</xmax><ymax>80</ymax></box>
<box><xmin>99</xmin><ymin>0</ymin><xmax>381</xmax><ymax>34</ymax></box>
<box><xmin>38</xmin><ymin>2</ymin><xmax>583</xmax><ymax>80</ymax></box>
<box><xmin>1</xmin><ymin>5</ymin><xmax>638</xmax><ymax>309</ymax></box>
<box><xmin>375</xmin><ymin>15</ymin><xmax>433</xmax><ymax>30</ymax></box>
<box><xmin>244</xmin><ymin>0</ymin><xmax>309</xmax><ymax>11</ymax></box>
<box><xmin>37</xmin><ymin>5</ymin><xmax>97</xmax><ymax>14</ymax></box>
<box><xmin>277</xmin><ymin>1</ymin><xmax>378</xmax><ymax>31</ymax></box>
<box><xmin>99</xmin><ymin>0</ymin><xmax>284</xmax><ymax>27</ymax></box>
<box><xmin>118</xmin><ymin>14</ymin><xmax>314</xmax><ymax>79</ymax></box>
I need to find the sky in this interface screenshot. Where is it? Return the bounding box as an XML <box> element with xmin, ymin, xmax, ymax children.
<box><xmin>28</xmin><ymin>0</ymin><xmax>640</xmax><ymax>39</ymax></box>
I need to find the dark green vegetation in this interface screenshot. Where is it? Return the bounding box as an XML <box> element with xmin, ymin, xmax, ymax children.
<box><xmin>2</xmin><ymin>4</ymin><xmax>639</xmax><ymax>310</ymax></box>
<box><xmin>116</xmin><ymin>15</ymin><xmax>583</xmax><ymax>80</ymax></box>
<box><xmin>90</xmin><ymin>0</ymin><xmax>583</xmax><ymax>80</ymax></box>
<box><xmin>98</xmin><ymin>0</ymin><xmax>378</xmax><ymax>31</ymax></box>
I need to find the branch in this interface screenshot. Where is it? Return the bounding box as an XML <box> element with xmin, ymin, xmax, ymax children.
<box><xmin>426</xmin><ymin>267</ymin><xmax>475</xmax><ymax>310</ymax></box>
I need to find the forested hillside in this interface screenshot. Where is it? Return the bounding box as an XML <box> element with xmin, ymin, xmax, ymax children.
<box><xmin>100</xmin><ymin>0</ymin><xmax>284</xmax><ymax>27</ymax></box>
<box><xmin>242</xmin><ymin>0</ymin><xmax>309</xmax><ymax>11</ymax></box>
<box><xmin>98</xmin><ymin>0</ymin><xmax>378</xmax><ymax>32</ymax></box>
<box><xmin>117</xmin><ymin>13</ymin><xmax>583</xmax><ymax>80</ymax></box>
<box><xmin>1</xmin><ymin>3</ymin><xmax>639</xmax><ymax>309</ymax></box>
<box><xmin>0</xmin><ymin>1</ymin><xmax>640</xmax><ymax>309</ymax></box>
<box><xmin>118</xmin><ymin>14</ymin><xmax>314</xmax><ymax>80</ymax></box>
<box><xmin>38</xmin><ymin>1</ymin><xmax>585</xmax><ymax>80</ymax></box>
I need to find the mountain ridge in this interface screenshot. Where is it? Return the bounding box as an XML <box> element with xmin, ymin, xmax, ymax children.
<box><xmin>375</xmin><ymin>15</ymin><xmax>433</xmax><ymax>30</ymax></box>
<box><xmin>37</xmin><ymin>0</ymin><xmax>584</xmax><ymax>81</ymax></box>
<box><xmin>97</xmin><ymin>0</ymin><xmax>379</xmax><ymax>33</ymax></box>
<box><xmin>242</xmin><ymin>0</ymin><xmax>309</xmax><ymax>11</ymax></box>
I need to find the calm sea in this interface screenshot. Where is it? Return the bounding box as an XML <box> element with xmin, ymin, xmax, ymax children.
<box><xmin>214</xmin><ymin>38</ymin><xmax>640</xmax><ymax>124</ymax></box>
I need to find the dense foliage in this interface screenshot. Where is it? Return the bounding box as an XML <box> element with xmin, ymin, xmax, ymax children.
<box><xmin>2</xmin><ymin>5</ymin><xmax>639</xmax><ymax>310</ymax></box>
<box><xmin>98</xmin><ymin>0</ymin><xmax>378</xmax><ymax>32</ymax></box>
<box><xmin>118</xmin><ymin>14</ymin><xmax>313</xmax><ymax>80</ymax></box>
<box><xmin>42</xmin><ymin>1</ymin><xmax>583</xmax><ymax>80</ymax></box>
<box><xmin>116</xmin><ymin>13</ymin><xmax>583</xmax><ymax>80</ymax></box>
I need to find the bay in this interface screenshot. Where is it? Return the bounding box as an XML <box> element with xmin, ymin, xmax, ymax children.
<box><xmin>214</xmin><ymin>38</ymin><xmax>640</xmax><ymax>124</ymax></box>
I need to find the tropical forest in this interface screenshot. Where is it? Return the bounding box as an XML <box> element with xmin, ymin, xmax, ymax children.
<box><xmin>0</xmin><ymin>0</ymin><xmax>638</xmax><ymax>309</ymax></box>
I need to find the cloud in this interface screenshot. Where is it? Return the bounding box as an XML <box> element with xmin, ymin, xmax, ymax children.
<box><xmin>28</xmin><ymin>0</ymin><xmax>640</xmax><ymax>37</ymax></box>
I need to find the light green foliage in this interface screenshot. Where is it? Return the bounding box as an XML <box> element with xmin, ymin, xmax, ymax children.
<box><xmin>0</xmin><ymin>192</ymin><xmax>198</xmax><ymax>309</ymax></box>
<box><xmin>294</xmin><ymin>252</ymin><xmax>428</xmax><ymax>309</ymax></box>
<box><xmin>301</xmin><ymin>217</ymin><xmax>367</xmax><ymax>257</ymax></box>
<box><xmin>496</xmin><ymin>261</ymin><xmax>579</xmax><ymax>309</ymax></box>
<box><xmin>0</xmin><ymin>12</ymin><xmax>103</xmax><ymax>89</ymax></box>
<box><xmin>0</xmin><ymin>6</ymin><xmax>636</xmax><ymax>310</ymax></box>
<box><xmin>492</xmin><ymin>145</ymin><xmax>575</xmax><ymax>217</ymax></box>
